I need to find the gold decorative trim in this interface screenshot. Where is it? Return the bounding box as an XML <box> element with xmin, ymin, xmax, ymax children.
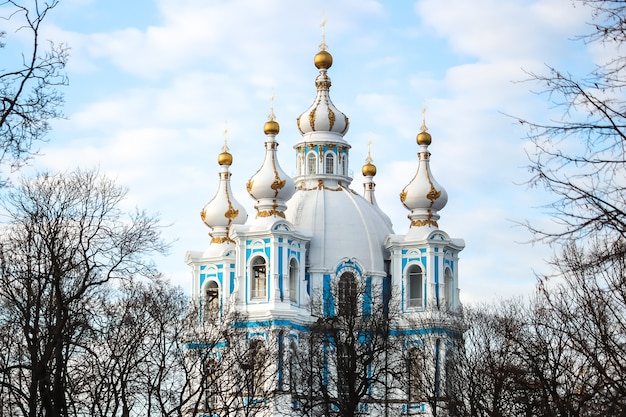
<box><xmin>399</xmin><ymin>190</ymin><xmax>407</xmax><ymax>203</ymax></box>
<box><xmin>211</xmin><ymin>236</ymin><xmax>235</xmax><ymax>244</ymax></box>
<box><xmin>257</xmin><ymin>209</ymin><xmax>286</xmax><ymax>218</ymax></box>
<box><xmin>425</xmin><ymin>167</ymin><xmax>441</xmax><ymax>204</ymax></box>
<box><xmin>328</xmin><ymin>106</ymin><xmax>335</xmax><ymax>131</ymax></box>
<box><xmin>271</xmin><ymin>178</ymin><xmax>286</xmax><ymax>191</ymax></box>
<box><xmin>200</xmin><ymin>209</ymin><xmax>206</xmax><ymax>222</ymax></box>
<box><xmin>224</xmin><ymin>208</ymin><xmax>239</xmax><ymax>220</ymax></box>
<box><xmin>246</xmin><ymin>180</ymin><xmax>253</xmax><ymax>193</ymax></box>
<box><xmin>411</xmin><ymin>219</ymin><xmax>439</xmax><ymax>228</ymax></box>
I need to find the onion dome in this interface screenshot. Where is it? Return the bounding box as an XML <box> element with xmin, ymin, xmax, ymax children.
<box><xmin>246</xmin><ymin>107</ymin><xmax>295</xmax><ymax>220</ymax></box>
<box><xmin>200</xmin><ymin>136</ymin><xmax>248</xmax><ymax>243</ymax></box>
<box><xmin>296</xmin><ymin>43</ymin><xmax>349</xmax><ymax>136</ymax></box>
<box><xmin>400</xmin><ymin>116</ymin><xmax>448</xmax><ymax>232</ymax></box>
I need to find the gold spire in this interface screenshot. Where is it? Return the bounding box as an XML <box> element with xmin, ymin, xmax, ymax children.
<box><xmin>264</xmin><ymin>92</ymin><xmax>280</xmax><ymax>135</ymax></box>
<box><xmin>416</xmin><ymin>106</ymin><xmax>432</xmax><ymax>146</ymax></box>
<box><xmin>314</xmin><ymin>15</ymin><xmax>333</xmax><ymax>69</ymax></box>
<box><xmin>218</xmin><ymin>123</ymin><xmax>233</xmax><ymax>166</ymax></box>
<box><xmin>362</xmin><ymin>137</ymin><xmax>377</xmax><ymax>176</ymax></box>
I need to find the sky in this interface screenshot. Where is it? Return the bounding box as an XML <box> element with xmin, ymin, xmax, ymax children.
<box><xmin>1</xmin><ymin>0</ymin><xmax>598</xmax><ymax>304</ymax></box>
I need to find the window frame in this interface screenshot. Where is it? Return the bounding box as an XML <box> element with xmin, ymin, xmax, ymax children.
<box><xmin>444</xmin><ymin>267</ymin><xmax>454</xmax><ymax>310</ymax></box>
<box><xmin>289</xmin><ymin>258</ymin><xmax>298</xmax><ymax>304</ymax></box>
<box><xmin>337</xmin><ymin>272</ymin><xmax>358</xmax><ymax>317</ymax></box>
<box><xmin>250</xmin><ymin>256</ymin><xmax>268</xmax><ymax>300</ymax></box>
<box><xmin>307</xmin><ymin>152</ymin><xmax>317</xmax><ymax>175</ymax></box>
<box><xmin>324</xmin><ymin>152</ymin><xmax>335</xmax><ymax>175</ymax></box>
<box><xmin>407</xmin><ymin>264</ymin><xmax>424</xmax><ymax>309</ymax></box>
<box><xmin>203</xmin><ymin>280</ymin><xmax>220</xmax><ymax>323</ymax></box>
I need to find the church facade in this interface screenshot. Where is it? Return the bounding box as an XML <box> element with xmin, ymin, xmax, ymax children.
<box><xmin>184</xmin><ymin>39</ymin><xmax>465</xmax><ymax>417</ymax></box>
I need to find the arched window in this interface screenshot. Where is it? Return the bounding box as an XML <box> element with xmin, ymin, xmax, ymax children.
<box><xmin>408</xmin><ymin>347</ymin><xmax>424</xmax><ymax>402</ymax></box>
<box><xmin>307</xmin><ymin>153</ymin><xmax>317</xmax><ymax>175</ymax></box>
<box><xmin>204</xmin><ymin>281</ymin><xmax>219</xmax><ymax>322</ymax></box>
<box><xmin>289</xmin><ymin>258</ymin><xmax>298</xmax><ymax>304</ymax></box>
<box><xmin>247</xmin><ymin>339</ymin><xmax>267</xmax><ymax>398</ymax></box>
<box><xmin>338</xmin><ymin>272</ymin><xmax>357</xmax><ymax>317</ymax></box>
<box><xmin>407</xmin><ymin>265</ymin><xmax>423</xmax><ymax>308</ymax></box>
<box><xmin>250</xmin><ymin>256</ymin><xmax>267</xmax><ymax>300</ymax></box>
<box><xmin>325</xmin><ymin>153</ymin><xmax>334</xmax><ymax>174</ymax></box>
<box><xmin>444</xmin><ymin>268</ymin><xmax>454</xmax><ymax>310</ymax></box>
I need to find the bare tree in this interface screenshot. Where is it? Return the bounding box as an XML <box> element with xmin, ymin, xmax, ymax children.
<box><xmin>0</xmin><ymin>169</ymin><xmax>167</xmax><ymax>417</ymax></box>
<box><xmin>533</xmin><ymin>240</ymin><xmax>626</xmax><ymax>416</ymax></box>
<box><xmin>0</xmin><ymin>0</ymin><xmax>68</xmax><ymax>179</ymax></box>
<box><xmin>517</xmin><ymin>1</ymin><xmax>626</xmax><ymax>246</ymax></box>
<box><xmin>289</xmin><ymin>278</ymin><xmax>430</xmax><ymax>417</ymax></box>
<box><xmin>177</xmin><ymin>303</ymin><xmax>281</xmax><ymax>417</ymax></box>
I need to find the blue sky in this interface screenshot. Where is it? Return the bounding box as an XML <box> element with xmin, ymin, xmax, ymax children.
<box><xmin>3</xmin><ymin>0</ymin><xmax>597</xmax><ymax>303</ymax></box>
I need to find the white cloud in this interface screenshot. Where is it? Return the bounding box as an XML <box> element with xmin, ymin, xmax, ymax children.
<box><xmin>16</xmin><ymin>0</ymin><xmax>595</xmax><ymax>305</ymax></box>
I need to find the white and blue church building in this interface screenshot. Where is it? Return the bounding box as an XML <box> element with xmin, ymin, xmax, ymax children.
<box><xmin>184</xmin><ymin>38</ymin><xmax>465</xmax><ymax>417</ymax></box>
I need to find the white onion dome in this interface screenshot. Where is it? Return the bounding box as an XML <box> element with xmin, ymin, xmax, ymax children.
<box><xmin>200</xmin><ymin>140</ymin><xmax>248</xmax><ymax>243</ymax></box>
<box><xmin>286</xmin><ymin>42</ymin><xmax>392</xmax><ymax>275</ymax></box>
<box><xmin>296</xmin><ymin>47</ymin><xmax>349</xmax><ymax>136</ymax></box>
<box><xmin>400</xmin><ymin>121</ymin><xmax>448</xmax><ymax>231</ymax></box>
<box><xmin>246</xmin><ymin>111</ymin><xmax>295</xmax><ymax>219</ymax></box>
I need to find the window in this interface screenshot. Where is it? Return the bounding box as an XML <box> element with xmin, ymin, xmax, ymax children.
<box><xmin>289</xmin><ymin>340</ymin><xmax>298</xmax><ymax>394</ymax></box>
<box><xmin>325</xmin><ymin>153</ymin><xmax>334</xmax><ymax>174</ymax></box>
<box><xmin>307</xmin><ymin>153</ymin><xmax>317</xmax><ymax>175</ymax></box>
<box><xmin>338</xmin><ymin>272</ymin><xmax>357</xmax><ymax>317</ymax></box>
<box><xmin>337</xmin><ymin>344</ymin><xmax>357</xmax><ymax>401</ymax></box>
<box><xmin>202</xmin><ymin>359</ymin><xmax>218</xmax><ymax>412</ymax></box>
<box><xmin>289</xmin><ymin>258</ymin><xmax>298</xmax><ymax>304</ymax></box>
<box><xmin>408</xmin><ymin>347</ymin><xmax>424</xmax><ymax>402</ymax></box>
<box><xmin>251</xmin><ymin>257</ymin><xmax>267</xmax><ymax>300</ymax></box>
<box><xmin>247</xmin><ymin>339</ymin><xmax>267</xmax><ymax>398</ymax></box>
<box><xmin>444</xmin><ymin>268</ymin><xmax>453</xmax><ymax>310</ymax></box>
<box><xmin>407</xmin><ymin>265</ymin><xmax>423</xmax><ymax>308</ymax></box>
<box><xmin>204</xmin><ymin>281</ymin><xmax>219</xmax><ymax>322</ymax></box>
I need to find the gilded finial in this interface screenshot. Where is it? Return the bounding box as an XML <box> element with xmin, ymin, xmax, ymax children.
<box><xmin>264</xmin><ymin>92</ymin><xmax>280</xmax><ymax>135</ymax></box>
<box><xmin>416</xmin><ymin>106</ymin><xmax>432</xmax><ymax>146</ymax></box>
<box><xmin>314</xmin><ymin>16</ymin><xmax>333</xmax><ymax>69</ymax></box>
<box><xmin>218</xmin><ymin>122</ymin><xmax>233</xmax><ymax>166</ymax></box>
<box><xmin>362</xmin><ymin>136</ymin><xmax>377</xmax><ymax>177</ymax></box>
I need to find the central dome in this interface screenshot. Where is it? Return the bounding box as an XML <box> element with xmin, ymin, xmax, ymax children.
<box><xmin>285</xmin><ymin>186</ymin><xmax>392</xmax><ymax>274</ymax></box>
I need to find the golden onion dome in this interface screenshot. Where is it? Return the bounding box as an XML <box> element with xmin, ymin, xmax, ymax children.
<box><xmin>264</xmin><ymin>119</ymin><xmax>280</xmax><ymax>135</ymax></box>
<box><xmin>362</xmin><ymin>162</ymin><xmax>377</xmax><ymax>177</ymax></box>
<box><xmin>314</xmin><ymin>50</ymin><xmax>333</xmax><ymax>69</ymax></box>
<box><xmin>217</xmin><ymin>150</ymin><xmax>233</xmax><ymax>166</ymax></box>
<box><xmin>416</xmin><ymin>130</ymin><xmax>432</xmax><ymax>146</ymax></box>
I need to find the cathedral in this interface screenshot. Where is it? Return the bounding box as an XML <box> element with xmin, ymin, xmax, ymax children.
<box><xmin>184</xmin><ymin>36</ymin><xmax>465</xmax><ymax>417</ymax></box>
